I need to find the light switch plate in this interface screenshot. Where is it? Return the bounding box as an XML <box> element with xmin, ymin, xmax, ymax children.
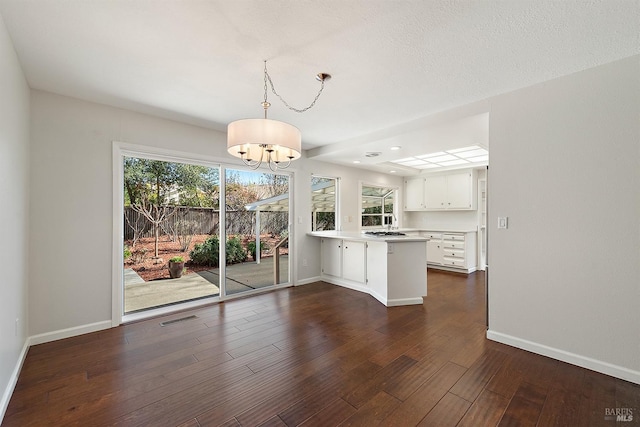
<box><xmin>497</xmin><ymin>217</ymin><xmax>508</xmax><ymax>229</ymax></box>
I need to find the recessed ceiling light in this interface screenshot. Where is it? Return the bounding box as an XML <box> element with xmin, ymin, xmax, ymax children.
<box><xmin>389</xmin><ymin>170</ymin><xmax>397</xmax><ymax>173</ymax></box>
<box><xmin>390</xmin><ymin>146</ymin><xmax>401</xmax><ymax>151</ymax></box>
<box><xmin>353</xmin><ymin>160</ymin><xmax>361</xmax><ymax>164</ymax></box>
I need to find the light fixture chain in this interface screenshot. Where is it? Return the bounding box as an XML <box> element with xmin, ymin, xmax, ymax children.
<box><xmin>264</xmin><ymin>63</ymin><xmax>326</xmax><ymax>113</ymax></box>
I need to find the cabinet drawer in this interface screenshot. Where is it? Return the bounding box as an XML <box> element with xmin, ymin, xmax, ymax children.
<box><xmin>444</xmin><ymin>249</ymin><xmax>464</xmax><ymax>258</ymax></box>
<box><xmin>443</xmin><ymin>234</ymin><xmax>465</xmax><ymax>241</ymax></box>
<box><xmin>443</xmin><ymin>256</ymin><xmax>465</xmax><ymax>267</ymax></box>
<box><xmin>443</xmin><ymin>241</ymin><xmax>464</xmax><ymax>250</ymax></box>
<box><xmin>423</xmin><ymin>232</ymin><xmax>442</xmax><ymax>240</ymax></box>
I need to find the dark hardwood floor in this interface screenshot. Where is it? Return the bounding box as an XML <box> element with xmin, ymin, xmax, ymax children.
<box><xmin>3</xmin><ymin>270</ymin><xmax>639</xmax><ymax>426</ymax></box>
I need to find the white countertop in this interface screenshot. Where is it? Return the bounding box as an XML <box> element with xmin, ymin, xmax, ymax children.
<box><xmin>308</xmin><ymin>230</ymin><xmax>429</xmax><ymax>243</ymax></box>
<box><xmin>400</xmin><ymin>228</ymin><xmax>478</xmax><ymax>233</ymax></box>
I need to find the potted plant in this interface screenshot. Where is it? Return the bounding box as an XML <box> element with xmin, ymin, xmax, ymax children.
<box><xmin>168</xmin><ymin>256</ymin><xmax>186</xmax><ymax>279</ymax></box>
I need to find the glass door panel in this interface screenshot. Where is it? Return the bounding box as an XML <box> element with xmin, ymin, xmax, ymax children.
<box><xmin>122</xmin><ymin>156</ymin><xmax>220</xmax><ymax>314</ymax></box>
<box><xmin>224</xmin><ymin>169</ymin><xmax>290</xmax><ymax>296</ymax></box>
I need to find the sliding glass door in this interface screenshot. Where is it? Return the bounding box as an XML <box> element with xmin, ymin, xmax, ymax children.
<box><xmin>118</xmin><ymin>149</ymin><xmax>292</xmax><ymax>318</ymax></box>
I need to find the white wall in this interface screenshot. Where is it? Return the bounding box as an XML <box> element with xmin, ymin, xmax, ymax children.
<box><xmin>28</xmin><ymin>90</ymin><xmax>402</xmax><ymax>335</ymax></box>
<box><xmin>0</xmin><ymin>12</ymin><xmax>30</xmax><ymax>419</ymax></box>
<box><xmin>487</xmin><ymin>55</ymin><xmax>640</xmax><ymax>383</ymax></box>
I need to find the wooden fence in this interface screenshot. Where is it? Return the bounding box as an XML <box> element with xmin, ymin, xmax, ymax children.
<box><xmin>124</xmin><ymin>206</ymin><xmax>288</xmax><ymax>241</ymax></box>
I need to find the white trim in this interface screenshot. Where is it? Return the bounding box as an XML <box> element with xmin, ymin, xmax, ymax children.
<box><xmin>319</xmin><ymin>276</ymin><xmax>422</xmax><ymax>307</ymax></box>
<box><xmin>386</xmin><ymin>297</ymin><xmax>424</xmax><ymax>306</ymax></box>
<box><xmin>29</xmin><ymin>321</ymin><xmax>112</xmax><ymax>346</ymax></box>
<box><xmin>0</xmin><ymin>340</ymin><xmax>29</xmax><ymax>421</ymax></box>
<box><xmin>487</xmin><ymin>330</ymin><xmax>640</xmax><ymax>385</ymax></box>
<box><xmin>296</xmin><ymin>276</ymin><xmax>322</xmax><ymax>286</ymax></box>
<box><xmin>427</xmin><ymin>264</ymin><xmax>477</xmax><ymax>274</ymax></box>
<box><xmin>320</xmin><ymin>276</ymin><xmax>369</xmax><ymax>295</ymax></box>
<box><xmin>122</xmin><ymin>296</ymin><xmax>221</xmax><ymax>323</ymax></box>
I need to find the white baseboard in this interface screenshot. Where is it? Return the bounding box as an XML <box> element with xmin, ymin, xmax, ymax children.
<box><xmin>29</xmin><ymin>320</ymin><xmax>113</xmax><ymax>346</ymax></box>
<box><xmin>387</xmin><ymin>297</ymin><xmax>424</xmax><ymax>306</ymax></box>
<box><xmin>487</xmin><ymin>330</ymin><xmax>640</xmax><ymax>385</ymax></box>
<box><xmin>0</xmin><ymin>339</ymin><xmax>29</xmax><ymax>422</ymax></box>
<box><xmin>295</xmin><ymin>276</ymin><xmax>322</xmax><ymax>286</ymax></box>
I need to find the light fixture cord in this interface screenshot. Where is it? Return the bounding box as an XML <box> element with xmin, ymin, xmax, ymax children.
<box><xmin>264</xmin><ymin>60</ymin><xmax>326</xmax><ymax>113</ymax></box>
<box><xmin>262</xmin><ymin>61</ymin><xmax>271</xmax><ymax>119</ymax></box>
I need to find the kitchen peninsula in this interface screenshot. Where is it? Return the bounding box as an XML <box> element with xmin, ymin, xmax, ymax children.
<box><xmin>308</xmin><ymin>231</ymin><xmax>428</xmax><ymax>306</ymax></box>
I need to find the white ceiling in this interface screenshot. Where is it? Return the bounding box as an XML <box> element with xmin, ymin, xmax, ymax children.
<box><xmin>1</xmin><ymin>1</ymin><xmax>638</xmax><ymax>174</ymax></box>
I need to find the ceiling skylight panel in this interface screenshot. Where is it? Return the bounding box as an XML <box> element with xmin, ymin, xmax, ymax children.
<box><xmin>456</xmin><ymin>148</ymin><xmax>488</xmax><ymax>158</ymax></box>
<box><xmin>416</xmin><ymin>151</ymin><xmax>447</xmax><ymax>159</ymax></box>
<box><xmin>391</xmin><ymin>157</ymin><xmax>418</xmax><ymax>164</ymax></box>
<box><xmin>414</xmin><ymin>163</ymin><xmax>441</xmax><ymax>169</ymax></box>
<box><xmin>397</xmin><ymin>159</ymin><xmax>428</xmax><ymax>166</ymax></box>
<box><xmin>466</xmin><ymin>155</ymin><xmax>489</xmax><ymax>163</ymax></box>
<box><xmin>438</xmin><ymin>159</ymin><xmax>470</xmax><ymax>166</ymax></box>
<box><xmin>424</xmin><ymin>154</ymin><xmax>457</xmax><ymax>163</ymax></box>
<box><xmin>446</xmin><ymin>145</ymin><xmax>481</xmax><ymax>153</ymax></box>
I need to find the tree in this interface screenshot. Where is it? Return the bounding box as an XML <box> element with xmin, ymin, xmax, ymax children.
<box><xmin>124</xmin><ymin>157</ymin><xmax>219</xmax><ymax>257</ymax></box>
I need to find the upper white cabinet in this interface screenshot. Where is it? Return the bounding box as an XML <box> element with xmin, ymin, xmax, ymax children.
<box><xmin>404</xmin><ymin>177</ymin><xmax>425</xmax><ymax>210</ymax></box>
<box><xmin>404</xmin><ymin>169</ymin><xmax>477</xmax><ymax>211</ymax></box>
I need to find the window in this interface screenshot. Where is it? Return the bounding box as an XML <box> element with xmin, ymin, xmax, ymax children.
<box><xmin>361</xmin><ymin>185</ymin><xmax>396</xmax><ymax>228</ymax></box>
<box><xmin>311</xmin><ymin>176</ymin><xmax>338</xmax><ymax>231</ymax></box>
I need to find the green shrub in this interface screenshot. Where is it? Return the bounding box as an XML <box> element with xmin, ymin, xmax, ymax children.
<box><xmin>226</xmin><ymin>236</ymin><xmax>247</xmax><ymax>264</ymax></box>
<box><xmin>247</xmin><ymin>240</ymin><xmax>269</xmax><ymax>259</ymax></box>
<box><xmin>124</xmin><ymin>245</ymin><xmax>132</xmax><ymax>260</ymax></box>
<box><xmin>169</xmin><ymin>256</ymin><xmax>184</xmax><ymax>263</ymax></box>
<box><xmin>189</xmin><ymin>236</ymin><xmax>248</xmax><ymax>267</ymax></box>
<box><xmin>189</xmin><ymin>235</ymin><xmax>220</xmax><ymax>267</ymax></box>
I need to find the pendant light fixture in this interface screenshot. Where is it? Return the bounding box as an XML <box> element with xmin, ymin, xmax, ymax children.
<box><xmin>227</xmin><ymin>61</ymin><xmax>330</xmax><ymax>171</ymax></box>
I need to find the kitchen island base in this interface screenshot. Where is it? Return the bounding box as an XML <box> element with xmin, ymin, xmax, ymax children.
<box><xmin>312</xmin><ymin>232</ymin><xmax>427</xmax><ymax>307</ymax></box>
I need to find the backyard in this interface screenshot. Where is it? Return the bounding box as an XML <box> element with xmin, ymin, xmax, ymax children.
<box><xmin>124</xmin><ymin>234</ymin><xmax>287</xmax><ymax>282</ymax></box>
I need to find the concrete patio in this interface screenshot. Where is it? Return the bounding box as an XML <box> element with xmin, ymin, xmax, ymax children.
<box><xmin>124</xmin><ymin>255</ymin><xmax>289</xmax><ymax>313</ymax></box>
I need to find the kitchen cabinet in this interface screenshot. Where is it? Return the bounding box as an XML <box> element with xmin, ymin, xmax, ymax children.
<box><xmin>321</xmin><ymin>238</ymin><xmax>366</xmax><ymax>284</ymax></box>
<box><xmin>424</xmin><ymin>232</ymin><xmax>443</xmax><ymax>264</ymax></box>
<box><xmin>343</xmin><ymin>240</ymin><xmax>366</xmax><ymax>283</ymax></box>
<box><xmin>404</xmin><ymin>169</ymin><xmax>477</xmax><ymax>211</ymax></box>
<box><xmin>312</xmin><ymin>231</ymin><xmax>428</xmax><ymax>306</ymax></box>
<box><xmin>404</xmin><ymin>177</ymin><xmax>425</xmax><ymax>210</ymax></box>
<box><xmin>321</xmin><ymin>238</ymin><xmax>342</xmax><ymax>277</ymax></box>
<box><xmin>424</xmin><ymin>231</ymin><xmax>477</xmax><ymax>273</ymax></box>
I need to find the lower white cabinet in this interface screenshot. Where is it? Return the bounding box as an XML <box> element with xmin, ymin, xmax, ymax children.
<box><xmin>321</xmin><ymin>238</ymin><xmax>366</xmax><ymax>284</ymax></box>
<box><xmin>424</xmin><ymin>233</ymin><xmax>443</xmax><ymax>265</ymax></box>
<box><xmin>424</xmin><ymin>231</ymin><xmax>477</xmax><ymax>273</ymax></box>
<box><xmin>321</xmin><ymin>238</ymin><xmax>343</xmax><ymax>277</ymax></box>
<box><xmin>343</xmin><ymin>240</ymin><xmax>366</xmax><ymax>283</ymax></box>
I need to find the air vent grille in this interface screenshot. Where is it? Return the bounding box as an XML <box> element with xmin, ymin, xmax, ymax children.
<box><xmin>160</xmin><ymin>315</ymin><xmax>197</xmax><ymax>326</ymax></box>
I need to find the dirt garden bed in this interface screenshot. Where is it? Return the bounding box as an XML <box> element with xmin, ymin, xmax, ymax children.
<box><xmin>125</xmin><ymin>234</ymin><xmax>287</xmax><ymax>282</ymax></box>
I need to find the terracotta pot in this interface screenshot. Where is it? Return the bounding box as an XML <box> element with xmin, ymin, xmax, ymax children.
<box><xmin>168</xmin><ymin>261</ymin><xmax>185</xmax><ymax>279</ymax></box>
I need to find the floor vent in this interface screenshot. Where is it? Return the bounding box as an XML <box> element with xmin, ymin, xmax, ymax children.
<box><xmin>160</xmin><ymin>315</ymin><xmax>197</xmax><ymax>326</ymax></box>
